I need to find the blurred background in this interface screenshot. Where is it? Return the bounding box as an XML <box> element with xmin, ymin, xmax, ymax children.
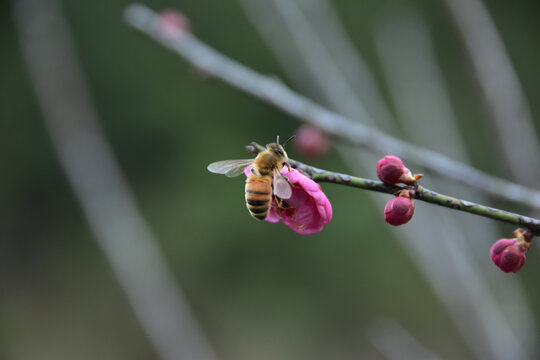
<box><xmin>2</xmin><ymin>0</ymin><xmax>540</xmax><ymax>359</ymax></box>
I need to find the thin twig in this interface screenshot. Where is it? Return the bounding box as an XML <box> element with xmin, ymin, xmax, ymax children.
<box><xmin>13</xmin><ymin>1</ymin><xmax>219</xmax><ymax>359</ymax></box>
<box><xmin>248</xmin><ymin>143</ymin><xmax>540</xmax><ymax>234</ymax></box>
<box><xmin>124</xmin><ymin>3</ymin><xmax>540</xmax><ymax>209</ymax></box>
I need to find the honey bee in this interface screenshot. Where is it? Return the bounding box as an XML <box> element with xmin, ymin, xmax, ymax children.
<box><xmin>207</xmin><ymin>137</ymin><xmax>293</xmax><ymax>220</ymax></box>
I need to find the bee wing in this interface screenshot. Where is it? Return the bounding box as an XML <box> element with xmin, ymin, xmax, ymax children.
<box><xmin>207</xmin><ymin>159</ymin><xmax>254</xmax><ymax>177</ymax></box>
<box><xmin>273</xmin><ymin>167</ymin><xmax>292</xmax><ymax>199</ymax></box>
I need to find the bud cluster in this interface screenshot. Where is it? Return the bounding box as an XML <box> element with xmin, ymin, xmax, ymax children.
<box><xmin>376</xmin><ymin>156</ymin><xmax>537</xmax><ymax>273</ymax></box>
<box><xmin>377</xmin><ymin>155</ymin><xmax>421</xmax><ymax>226</ymax></box>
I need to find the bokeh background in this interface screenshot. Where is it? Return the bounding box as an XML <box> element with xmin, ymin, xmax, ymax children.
<box><xmin>2</xmin><ymin>0</ymin><xmax>540</xmax><ymax>359</ymax></box>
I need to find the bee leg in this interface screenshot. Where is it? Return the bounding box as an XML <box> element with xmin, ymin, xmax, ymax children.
<box><xmin>283</xmin><ymin>175</ymin><xmax>292</xmax><ymax>186</ymax></box>
<box><xmin>251</xmin><ymin>167</ymin><xmax>262</xmax><ymax>176</ymax></box>
<box><xmin>283</xmin><ymin>161</ymin><xmax>292</xmax><ymax>171</ymax></box>
<box><xmin>275</xmin><ymin>196</ymin><xmax>290</xmax><ymax>209</ymax></box>
<box><xmin>283</xmin><ymin>162</ymin><xmax>293</xmax><ymax>184</ymax></box>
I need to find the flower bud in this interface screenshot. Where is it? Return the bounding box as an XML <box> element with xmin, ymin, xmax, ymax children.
<box><xmin>490</xmin><ymin>238</ymin><xmax>528</xmax><ymax>273</ymax></box>
<box><xmin>376</xmin><ymin>155</ymin><xmax>422</xmax><ymax>185</ymax></box>
<box><xmin>294</xmin><ymin>125</ymin><xmax>330</xmax><ymax>159</ymax></box>
<box><xmin>384</xmin><ymin>196</ymin><xmax>414</xmax><ymax>226</ymax></box>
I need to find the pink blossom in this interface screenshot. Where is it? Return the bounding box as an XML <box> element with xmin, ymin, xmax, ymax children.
<box><xmin>384</xmin><ymin>196</ymin><xmax>414</xmax><ymax>226</ymax></box>
<box><xmin>490</xmin><ymin>238</ymin><xmax>527</xmax><ymax>273</ymax></box>
<box><xmin>376</xmin><ymin>155</ymin><xmax>420</xmax><ymax>185</ymax></box>
<box><xmin>245</xmin><ymin>166</ymin><xmax>332</xmax><ymax>234</ymax></box>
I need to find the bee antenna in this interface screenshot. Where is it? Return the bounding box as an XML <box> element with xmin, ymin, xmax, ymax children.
<box><xmin>282</xmin><ymin>135</ymin><xmax>296</xmax><ymax>147</ymax></box>
<box><xmin>276</xmin><ymin>135</ymin><xmax>280</xmax><ymax>144</ymax></box>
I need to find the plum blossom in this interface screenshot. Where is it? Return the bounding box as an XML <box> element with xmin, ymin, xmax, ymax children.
<box><xmin>245</xmin><ymin>166</ymin><xmax>332</xmax><ymax>234</ymax></box>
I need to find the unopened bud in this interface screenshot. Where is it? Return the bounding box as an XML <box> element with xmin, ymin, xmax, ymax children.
<box><xmin>490</xmin><ymin>238</ymin><xmax>529</xmax><ymax>273</ymax></box>
<box><xmin>384</xmin><ymin>196</ymin><xmax>415</xmax><ymax>226</ymax></box>
<box><xmin>376</xmin><ymin>155</ymin><xmax>422</xmax><ymax>185</ymax></box>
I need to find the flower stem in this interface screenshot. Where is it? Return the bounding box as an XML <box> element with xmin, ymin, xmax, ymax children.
<box><xmin>248</xmin><ymin>143</ymin><xmax>540</xmax><ymax>234</ymax></box>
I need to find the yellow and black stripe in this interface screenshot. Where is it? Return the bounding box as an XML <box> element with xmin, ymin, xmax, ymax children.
<box><xmin>245</xmin><ymin>175</ymin><xmax>272</xmax><ymax>220</ymax></box>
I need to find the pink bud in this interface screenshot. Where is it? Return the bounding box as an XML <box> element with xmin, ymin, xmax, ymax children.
<box><xmin>490</xmin><ymin>238</ymin><xmax>527</xmax><ymax>273</ymax></box>
<box><xmin>158</xmin><ymin>10</ymin><xmax>191</xmax><ymax>38</ymax></box>
<box><xmin>294</xmin><ymin>125</ymin><xmax>330</xmax><ymax>159</ymax></box>
<box><xmin>376</xmin><ymin>155</ymin><xmax>421</xmax><ymax>185</ymax></box>
<box><xmin>384</xmin><ymin>196</ymin><xmax>414</xmax><ymax>226</ymax></box>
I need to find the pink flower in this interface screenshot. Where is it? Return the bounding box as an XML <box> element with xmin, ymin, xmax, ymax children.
<box><xmin>384</xmin><ymin>196</ymin><xmax>414</xmax><ymax>226</ymax></box>
<box><xmin>376</xmin><ymin>155</ymin><xmax>421</xmax><ymax>185</ymax></box>
<box><xmin>245</xmin><ymin>166</ymin><xmax>332</xmax><ymax>234</ymax></box>
<box><xmin>490</xmin><ymin>238</ymin><xmax>527</xmax><ymax>273</ymax></box>
<box><xmin>294</xmin><ymin>124</ymin><xmax>331</xmax><ymax>159</ymax></box>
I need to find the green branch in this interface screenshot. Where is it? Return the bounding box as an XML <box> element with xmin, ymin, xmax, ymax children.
<box><xmin>125</xmin><ymin>4</ymin><xmax>540</xmax><ymax>234</ymax></box>
<box><xmin>248</xmin><ymin>143</ymin><xmax>540</xmax><ymax>234</ymax></box>
<box><xmin>124</xmin><ymin>3</ymin><xmax>540</xmax><ymax>210</ymax></box>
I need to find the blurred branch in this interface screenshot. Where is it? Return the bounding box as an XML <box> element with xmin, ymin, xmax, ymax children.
<box><xmin>289</xmin><ymin>0</ymin><xmax>396</xmax><ymax>128</ymax></box>
<box><xmin>374</xmin><ymin>6</ymin><xmax>468</xmax><ymax>162</ymax></box>
<box><xmin>124</xmin><ymin>3</ymin><xmax>540</xmax><ymax>209</ymax></box>
<box><xmin>444</xmin><ymin>0</ymin><xmax>540</xmax><ymax>186</ymax></box>
<box><xmin>257</xmin><ymin>0</ymin><xmax>378</xmax><ymax>128</ymax></box>
<box><xmin>368</xmin><ymin>318</ymin><xmax>441</xmax><ymax>360</ymax></box>
<box><xmin>248</xmin><ymin>143</ymin><xmax>540</xmax><ymax>234</ymax></box>
<box><xmin>13</xmin><ymin>1</ymin><xmax>219</xmax><ymax>359</ymax></box>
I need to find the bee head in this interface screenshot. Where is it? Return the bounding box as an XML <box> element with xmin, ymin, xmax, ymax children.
<box><xmin>267</xmin><ymin>135</ymin><xmax>295</xmax><ymax>157</ymax></box>
<box><xmin>266</xmin><ymin>143</ymin><xmax>288</xmax><ymax>160</ymax></box>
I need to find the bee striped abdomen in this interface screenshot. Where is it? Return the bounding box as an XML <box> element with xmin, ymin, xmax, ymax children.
<box><xmin>245</xmin><ymin>175</ymin><xmax>272</xmax><ymax>220</ymax></box>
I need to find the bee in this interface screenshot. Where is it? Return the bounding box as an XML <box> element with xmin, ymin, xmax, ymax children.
<box><xmin>207</xmin><ymin>136</ymin><xmax>294</xmax><ymax>220</ymax></box>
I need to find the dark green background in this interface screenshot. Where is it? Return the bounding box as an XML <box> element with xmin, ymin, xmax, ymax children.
<box><xmin>2</xmin><ymin>0</ymin><xmax>540</xmax><ymax>359</ymax></box>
